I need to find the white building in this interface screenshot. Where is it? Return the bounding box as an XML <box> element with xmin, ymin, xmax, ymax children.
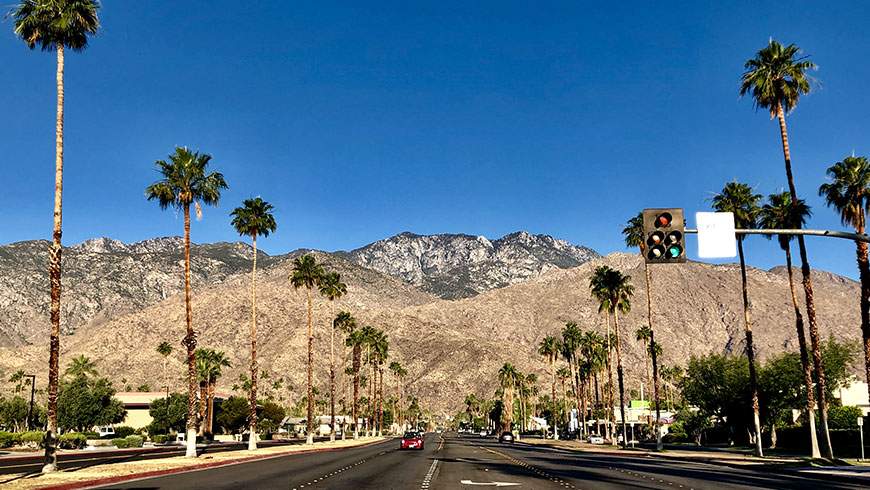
<box><xmin>834</xmin><ymin>378</ymin><xmax>870</xmax><ymax>416</ymax></box>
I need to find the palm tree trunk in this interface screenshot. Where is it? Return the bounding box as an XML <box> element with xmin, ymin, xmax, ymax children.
<box><xmin>737</xmin><ymin>238</ymin><xmax>764</xmax><ymax>457</ymax></box>
<box><xmin>248</xmin><ymin>235</ymin><xmax>259</xmax><ymax>451</ymax></box>
<box><xmin>605</xmin><ymin>315</ymin><xmax>615</xmax><ymax>444</ymax></box>
<box><xmin>643</xmin><ymin>261</ymin><xmax>663</xmax><ymax>451</ymax></box>
<box><xmin>613</xmin><ymin>309</ymin><xmax>628</xmax><ymax>448</ymax></box>
<box><xmin>854</xmin><ymin>224</ymin><xmax>870</xmax><ymax>410</ymax></box>
<box><xmin>378</xmin><ymin>367</ymin><xmax>384</xmax><ymax>436</ymax></box>
<box><xmin>785</xmin><ymin>247</ymin><xmax>820</xmax><ymax>458</ymax></box>
<box><xmin>551</xmin><ymin>363</ymin><xmax>558</xmax><ymax>439</ymax></box>
<box><xmin>306</xmin><ymin>287</ymin><xmax>314</xmax><ymax>445</ymax></box>
<box><xmin>42</xmin><ymin>44</ymin><xmax>65</xmax><ymax>474</ymax></box>
<box><xmin>208</xmin><ymin>380</ymin><xmax>215</xmax><ymax>434</ymax></box>
<box><xmin>183</xmin><ymin>203</ymin><xmax>198</xmax><ymax>458</ymax></box>
<box><xmin>776</xmin><ymin>102</ymin><xmax>833</xmax><ymax>458</ymax></box>
<box><xmin>330</xmin><ymin>313</ymin><xmax>336</xmax><ymax>442</ymax></box>
<box><xmin>352</xmin><ymin>346</ymin><xmax>360</xmax><ymax>439</ymax></box>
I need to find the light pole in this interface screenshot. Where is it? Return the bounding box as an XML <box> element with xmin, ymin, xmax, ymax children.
<box><xmin>24</xmin><ymin>374</ymin><xmax>36</xmax><ymax>430</ymax></box>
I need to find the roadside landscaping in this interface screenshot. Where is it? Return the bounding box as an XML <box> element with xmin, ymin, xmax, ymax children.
<box><xmin>1</xmin><ymin>436</ymin><xmax>388</xmax><ymax>490</ymax></box>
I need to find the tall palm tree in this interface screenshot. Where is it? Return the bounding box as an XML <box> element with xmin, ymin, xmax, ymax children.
<box><xmin>290</xmin><ymin>254</ymin><xmax>325</xmax><ymax>444</ymax></box>
<box><xmin>195</xmin><ymin>348</ymin><xmax>230</xmax><ymax>435</ymax></box>
<box><xmin>561</xmin><ymin>323</ymin><xmax>584</xmax><ymax>438</ymax></box>
<box><xmin>156</xmin><ymin>341</ymin><xmax>173</xmax><ymax>390</ymax></box>
<box><xmin>556</xmin><ymin>366</ymin><xmax>570</xmax><ymax>431</ymax></box>
<box><xmin>389</xmin><ymin>361</ymin><xmax>407</xmax><ymax>431</ymax></box>
<box><xmin>590</xmin><ymin>266</ymin><xmax>633</xmax><ymax>448</ymax></box>
<box><xmin>498</xmin><ymin>363</ymin><xmax>520</xmax><ymax>433</ymax></box>
<box><xmin>712</xmin><ymin>181</ymin><xmax>764</xmax><ymax>456</ymax></box>
<box><xmin>634</xmin><ymin>326</ymin><xmax>652</xmax><ymax>402</ymax></box>
<box><xmin>64</xmin><ymin>355</ymin><xmax>97</xmax><ymax>379</ymax></box>
<box><xmin>741</xmin><ymin>39</ymin><xmax>833</xmax><ymax>459</ymax></box>
<box><xmin>146</xmin><ymin>146</ymin><xmax>227</xmax><ymax>457</ymax></box>
<box><xmin>760</xmin><ymin>191</ymin><xmax>819</xmax><ymax>457</ymax></box>
<box><xmin>359</xmin><ymin>324</ymin><xmax>378</xmax><ymax>436</ymax></box>
<box><xmin>623</xmin><ymin>212</ymin><xmax>664</xmax><ymax>449</ymax></box>
<box><xmin>230</xmin><ymin>197</ymin><xmax>277</xmax><ymax>450</ymax></box>
<box><xmin>538</xmin><ymin>335</ymin><xmax>561</xmax><ymax>439</ymax></box>
<box><xmin>12</xmin><ymin>0</ymin><xmax>100</xmax><ymax>472</ymax></box>
<box><xmin>335</xmin><ymin>311</ymin><xmax>358</xmax><ymax>438</ymax></box>
<box><xmin>345</xmin><ymin>326</ymin><xmax>365</xmax><ymax>438</ymax></box>
<box><xmin>370</xmin><ymin>331</ymin><xmax>388</xmax><ymax>436</ymax></box>
<box><xmin>319</xmin><ymin>272</ymin><xmax>347</xmax><ymax>442</ymax></box>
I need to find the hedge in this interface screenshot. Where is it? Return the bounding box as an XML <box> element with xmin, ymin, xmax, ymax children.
<box><xmin>58</xmin><ymin>433</ymin><xmax>88</xmax><ymax>449</ymax></box>
<box><xmin>112</xmin><ymin>437</ymin><xmax>129</xmax><ymax>448</ymax></box>
<box><xmin>21</xmin><ymin>431</ymin><xmax>45</xmax><ymax>448</ymax></box>
<box><xmin>0</xmin><ymin>431</ymin><xmax>21</xmax><ymax>448</ymax></box>
<box><xmin>125</xmin><ymin>435</ymin><xmax>144</xmax><ymax>448</ymax></box>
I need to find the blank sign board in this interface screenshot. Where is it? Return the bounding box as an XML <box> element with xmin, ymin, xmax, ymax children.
<box><xmin>696</xmin><ymin>212</ymin><xmax>737</xmax><ymax>258</ymax></box>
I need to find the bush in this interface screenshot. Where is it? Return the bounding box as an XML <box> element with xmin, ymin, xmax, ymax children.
<box><xmin>0</xmin><ymin>431</ymin><xmax>21</xmax><ymax>448</ymax></box>
<box><xmin>83</xmin><ymin>431</ymin><xmax>99</xmax><ymax>439</ymax></box>
<box><xmin>112</xmin><ymin>437</ymin><xmax>129</xmax><ymax>448</ymax></box>
<box><xmin>21</xmin><ymin>431</ymin><xmax>45</xmax><ymax>448</ymax></box>
<box><xmin>151</xmin><ymin>434</ymin><xmax>170</xmax><ymax>444</ymax></box>
<box><xmin>58</xmin><ymin>433</ymin><xmax>88</xmax><ymax>449</ymax></box>
<box><xmin>125</xmin><ymin>435</ymin><xmax>144</xmax><ymax>448</ymax></box>
<box><xmin>112</xmin><ymin>426</ymin><xmax>136</xmax><ymax>438</ymax></box>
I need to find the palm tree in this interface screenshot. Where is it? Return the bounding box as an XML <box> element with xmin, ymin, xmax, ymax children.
<box><xmin>712</xmin><ymin>181</ymin><xmax>764</xmax><ymax>456</ymax></box>
<box><xmin>498</xmin><ymin>363</ymin><xmax>520</xmax><ymax>433</ymax></box>
<box><xmin>290</xmin><ymin>254</ymin><xmax>325</xmax><ymax>445</ymax></box>
<box><xmin>590</xmin><ymin>266</ymin><xmax>633</xmax><ymax>448</ymax></box>
<box><xmin>538</xmin><ymin>335</ymin><xmax>561</xmax><ymax>439</ymax></box>
<box><xmin>230</xmin><ymin>197</ymin><xmax>277</xmax><ymax>450</ymax></box>
<box><xmin>64</xmin><ymin>355</ymin><xmax>97</xmax><ymax>379</ymax></box>
<box><xmin>556</xmin><ymin>366</ymin><xmax>571</xmax><ymax>431</ymax></box>
<box><xmin>623</xmin><ymin>212</ymin><xmax>664</xmax><ymax>448</ymax></box>
<box><xmin>195</xmin><ymin>349</ymin><xmax>230</xmax><ymax>435</ymax></box>
<box><xmin>561</xmin><ymin>323</ymin><xmax>584</xmax><ymax>438</ymax></box>
<box><xmin>335</xmin><ymin>312</ymin><xmax>358</xmax><ymax>438</ymax></box>
<box><xmin>819</xmin><ymin>156</ymin><xmax>870</xmax><ymax>407</ymax></box>
<box><xmin>370</xmin><ymin>331</ymin><xmax>388</xmax><ymax>436</ymax></box>
<box><xmin>741</xmin><ymin>39</ymin><xmax>833</xmax><ymax>459</ymax></box>
<box><xmin>760</xmin><ymin>191</ymin><xmax>819</xmax><ymax>457</ymax></box>
<box><xmin>12</xmin><ymin>0</ymin><xmax>100</xmax><ymax>472</ymax></box>
<box><xmin>345</xmin><ymin>325</ymin><xmax>365</xmax><ymax>438</ymax></box>
<box><xmin>634</xmin><ymin>326</ymin><xmax>652</xmax><ymax>402</ymax></box>
<box><xmin>146</xmin><ymin>147</ymin><xmax>227</xmax><ymax>457</ymax></box>
<box><xmin>319</xmin><ymin>272</ymin><xmax>347</xmax><ymax>442</ymax></box>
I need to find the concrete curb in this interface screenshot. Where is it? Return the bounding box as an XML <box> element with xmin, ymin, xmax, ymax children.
<box><xmin>36</xmin><ymin>438</ymin><xmax>392</xmax><ymax>490</ymax></box>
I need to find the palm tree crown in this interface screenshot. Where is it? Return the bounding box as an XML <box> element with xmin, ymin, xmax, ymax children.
<box><xmin>320</xmin><ymin>271</ymin><xmax>348</xmax><ymax>301</ymax></box>
<box><xmin>590</xmin><ymin>266</ymin><xmax>634</xmax><ymax>315</ymax></box>
<box><xmin>64</xmin><ymin>355</ymin><xmax>96</xmax><ymax>379</ymax></box>
<box><xmin>157</xmin><ymin>341</ymin><xmax>173</xmax><ymax>357</ymax></box>
<box><xmin>13</xmin><ymin>0</ymin><xmax>100</xmax><ymax>51</ymax></box>
<box><xmin>819</xmin><ymin>156</ymin><xmax>870</xmax><ymax>231</ymax></box>
<box><xmin>622</xmin><ymin>212</ymin><xmax>645</xmax><ymax>251</ymax></box>
<box><xmin>231</xmin><ymin>197</ymin><xmax>277</xmax><ymax>239</ymax></box>
<box><xmin>711</xmin><ymin>181</ymin><xmax>762</xmax><ymax>231</ymax></box>
<box><xmin>291</xmin><ymin>254</ymin><xmax>325</xmax><ymax>291</ymax></box>
<box><xmin>335</xmin><ymin>311</ymin><xmax>357</xmax><ymax>333</ymax></box>
<box><xmin>145</xmin><ymin>147</ymin><xmax>228</xmax><ymax>213</ymax></box>
<box><xmin>740</xmin><ymin>39</ymin><xmax>816</xmax><ymax>117</ymax></box>
<box><xmin>760</xmin><ymin>191</ymin><xmax>812</xmax><ymax>250</ymax></box>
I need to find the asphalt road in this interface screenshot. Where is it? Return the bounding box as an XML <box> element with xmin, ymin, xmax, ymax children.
<box><xmin>0</xmin><ymin>438</ymin><xmax>323</xmax><ymax>476</ymax></box>
<box><xmin>91</xmin><ymin>433</ymin><xmax>866</xmax><ymax>489</ymax></box>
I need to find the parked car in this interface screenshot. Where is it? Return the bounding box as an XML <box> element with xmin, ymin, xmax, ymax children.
<box><xmin>479</xmin><ymin>429</ymin><xmax>488</xmax><ymax>437</ymax></box>
<box><xmin>97</xmin><ymin>426</ymin><xmax>115</xmax><ymax>438</ymax></box>
<box><xmin>499</xmin><ymin>431</ymin><xmax>515</xmax><ymax>444</ymax></box>
<box><xmin>400</xmin><ymin>431</ymin><xmax>424</xmax><ymax>450</ymax></box>
<box><xmin>588</xmin><ymin>435</ymin><xmax>605</xmax><ymax>444</ymax></box>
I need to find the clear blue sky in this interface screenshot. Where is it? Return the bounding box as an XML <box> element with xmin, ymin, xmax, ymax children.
<box><xmin>1</xmin><ymin>1</ymin><xmax>868</xmax><ymax>278</ymax></box>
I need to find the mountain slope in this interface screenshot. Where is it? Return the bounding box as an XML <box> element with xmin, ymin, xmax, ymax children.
<box><xmin>342</xmin><ymin>231</ymin><xmax>600</xmax><ymax>298</ymax></box>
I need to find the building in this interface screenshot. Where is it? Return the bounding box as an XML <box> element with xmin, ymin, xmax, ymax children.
<box><xmin>834</xmin><ymin>378</ymin><xmax>870</xmax><ymax>416</ymax></box>
<box><xmin>114</xmin><ymin>391</ymin><xmax>231</xmax><ymax>430</ymax></box>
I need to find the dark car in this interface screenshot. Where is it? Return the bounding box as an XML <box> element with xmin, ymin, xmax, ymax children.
<box><xmin>499</xmin><ymin>431</ymin><xmax>515</xmax><ymax>443</ymax></box>
<box><xmin>400</xmin><ymin>431</ymin><xmax>424</xmax><ymax>450</ymax></box>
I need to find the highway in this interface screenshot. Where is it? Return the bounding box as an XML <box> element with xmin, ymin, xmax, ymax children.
<box><xmin>95</xmin><ymin>432</ymin><xmax>867</xmax><ymax>489</ymax></box>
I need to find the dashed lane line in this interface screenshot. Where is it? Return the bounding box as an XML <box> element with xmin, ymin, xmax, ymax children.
<box><xmin>290</xmin><ymin>448</ymin><xmax>396</xmax><ymax>489</ymax></box>
<box><xmin>479</xmin><ymin>446</ymin><xmax>579</xmax><ymax>489</ymax></box>
<box><xmin>421</xmin><ymin>458</ymin><xmax>439</xmax><ymax>490</ymax></box>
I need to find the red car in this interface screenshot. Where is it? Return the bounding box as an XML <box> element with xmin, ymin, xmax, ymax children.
<box><xmin>400</xmin><ymin>431</ymin><xmax>424</xmax><ymax>450</ymax></box>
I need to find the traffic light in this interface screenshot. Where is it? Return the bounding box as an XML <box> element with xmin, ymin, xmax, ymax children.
<box><xmin>642</xmin><ymin>208</ymin><xmax>686</xmax><ymax>264</ymax></box>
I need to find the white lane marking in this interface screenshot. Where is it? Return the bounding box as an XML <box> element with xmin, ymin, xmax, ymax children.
<box><xmin>460</xmin><ymin>480</ymin><xmax>521</xmax><ymax>487</ymax></box>
<box><xmin>421</xmin><ymin>458</ymin><xmax>439</xmax><ymax>489</ymax></box>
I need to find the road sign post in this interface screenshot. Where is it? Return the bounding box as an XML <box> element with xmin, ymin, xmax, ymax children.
<box><xmin>859</xmin><ymin>416</ymin><xmax>865</xmax><ymax>462</ymax></box>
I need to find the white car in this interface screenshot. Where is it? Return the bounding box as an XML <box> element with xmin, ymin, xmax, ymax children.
<box><xmin>588</xmin><ymin>435</ymin><xmax>605</xmax><ymax>444</ymax></box>
<box><xmin>479</xmin><ymin>430</ymin><xmax>488</xmax><ymax>437</ymax></box>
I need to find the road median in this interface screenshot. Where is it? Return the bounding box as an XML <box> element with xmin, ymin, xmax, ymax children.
<box><xmin>1</xmin><ymin>437</ymin><xmax>390</xmax><ymax>490</ymax></box>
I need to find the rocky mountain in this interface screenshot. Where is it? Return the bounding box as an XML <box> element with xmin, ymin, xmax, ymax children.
<box><xmin>0</xmin><ymin>234</ymin><xmax>862</xmax><ymax>416</ymax></box>
<box><xmin>0</xmin><ymin>237</ymin><xmax>281</xmax><ymax>346</ymax></box>
<box><xmin>341</xmin><ymin>231</ymin><xmax>600</xmax><ymax>298</ymax></box>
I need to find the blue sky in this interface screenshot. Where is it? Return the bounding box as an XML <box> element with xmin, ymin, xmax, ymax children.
<box><xmin>1</xmin><ymin>1</ymin><xmax>868</xmax><ymax>279</ymax></box>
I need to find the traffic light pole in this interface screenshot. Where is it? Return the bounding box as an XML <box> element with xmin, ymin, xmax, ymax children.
<box><xmin>684</xmin><ymin>228</ymin><xmax>870</xmax><ymax>244</ymax></box>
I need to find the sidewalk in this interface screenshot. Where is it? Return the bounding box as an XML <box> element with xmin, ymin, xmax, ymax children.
<box><xmin>0</xmin><ymin>437</ymin><xmax>388</xmax><ymax>490</ymax></box>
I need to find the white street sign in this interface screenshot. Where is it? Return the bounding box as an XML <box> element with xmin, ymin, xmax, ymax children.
<box><xmin>858</xmin><ymin>417</ymin><xmax>864</xmax><ymax>427</ymax></box>
<box><xmin>696</xmin><ymin>212</ymin><xmax>737</xmax><ymax>258</ymax></box>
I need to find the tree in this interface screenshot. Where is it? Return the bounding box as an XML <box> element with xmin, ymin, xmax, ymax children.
<box><xmin>740</xmin><ymin>38</ymin><xmax>833</xmax><ymax>459</ymax></box>
<box><xmin>561</xmin><ymin>323</ymin><xmax>584</xmax><ymax>438</ymax></box>
<box><xmin>230</xmin><ymin>197</ymin><xmax>277</xmax><ymax>450</ymax></box>
<box><xmin>624</xmin><ymin>212</ymin><xmax>664</xmax><ymax>449</ymax></box>
<box><xmin>258</xmin><ymin>399</ymin><xmax>286</xmax><ymax>434</ymax></box>
<box><xmin>712</xmin><ymin>180</ymin><xmax>764</xmax><ymax>456</ymax></box>
<box><xmin>148</xmin><ymin>393</ymin><xmax>188</xmax><ymax>435</ymax></box>
<box><xmin>57</xmin><ymin>364</ymin><xmax>125</xmax><ymax>433</ymax></box>
<box><xmin>12</xmin><ymin>0</ymin><xmax>101</xmax><ymax>472</ymax></box>
<box><xmin>156</xmin><ymin>342</ymin><xmax>173</xmax><ymax>393</ymax></box>
<box><xmin>590</xmin><ymin>266</ymin><xmax>634</xmax><ymax>447</ymax></box>
<box><xmin>290</xmin><ymin>254</ymin><xmax>325</xmax><ymax>444</ymax></box>
<box><xmin>634</xmin><ymin>326</ymin><xmax>652</xmax><ymax>402</ymax></box>
<box><xmin>64</xmin><ymin>355</ymin><xmax>97</xmax><ymax>380</ymax></box>
<box><xmin>336</xmin><ymin>312</ymin><xmax>359</xmax><ymax>437</ymax></box>
<box><xmin>215</xmin><ymin>396</ymin><xmax>248</xmax><ymax>434</ymax></box>
<box><xmin>819</xmin><ymin>155</ymin><xmax>870</xmax><ymax>406</ymax></box>
<box><xmin>195</xmin><ymin>349</ymin><xmax>231</xmax><ymax>436</ymax></box>
<box><xmin>319</xmin><ymin>271</ymin><xmax>347</xmax><ymax>442</ymax></box>
<box><xmin>760</xmin><ymin>191</ymin><xmax>819</xmax><ymax>457</ymax></box>
<box><xmin>146</xmin><ymin>147</ymin><xmax>227</xmax><ymax>457</ymax></box>
<box><xmin>538</xmin><ymin>335</ymin><xmax>561</xmax><ymax>439</ymax></box>
<box><xmin>369</xmin><ymin>330</ymin><xmax>389</xmax><ymax>436</ymax></box>
<box><xmin>498</xmin><ymin>363</ymin><xmax>520</xmax><ymax>432</ymax></box>
<box><xmin>389</xmin><ymin>361</ymin><xmax>407</xmax><ymax>432</ymax></box>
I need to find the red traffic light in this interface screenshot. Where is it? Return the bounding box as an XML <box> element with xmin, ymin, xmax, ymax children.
<box><xmin>656</xmin><ymin>212</ymin><xmax>673</xmax><ymax>228</ymax></box>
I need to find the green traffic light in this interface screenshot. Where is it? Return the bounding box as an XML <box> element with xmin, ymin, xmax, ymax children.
<box><xmin>667</xmin><ymin>245</ymin><xmax>682</xmax><ymax>258</ymax></box>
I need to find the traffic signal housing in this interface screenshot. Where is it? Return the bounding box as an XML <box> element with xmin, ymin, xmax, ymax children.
<box><xmin>642</xmin><ymin>208</ymin><xmax>686</xmax><ymax>264</ymax></box>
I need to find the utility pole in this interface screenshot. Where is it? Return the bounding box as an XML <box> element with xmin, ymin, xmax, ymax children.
<box><xmin>24</xmin><ymin>374</ymin><xmax>36</xmax><ymax>430</ymax></box>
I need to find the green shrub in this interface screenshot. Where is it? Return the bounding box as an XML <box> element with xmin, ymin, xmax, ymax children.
<box><xmin>21</xmin><ymin>431</ymin><xmax>45</xmax><ymax>448</ymax></box>
<box><xmin>151</xmin><ymin>434</ymin><xmax>169</xmax><ymax>444</ymax></box>
<box><xmin>113</xmin><ymin>426</ymin><xmax>136</xmax><ymax>438</ymax></box>
<box><xmin>58</xmin><ymin>433</ymin><xmax>88</xmax><ymax>449</ymax></box>
<box><xmin>111</xmin><ymin>438</ymin><xmax>129</xmax><ymax>448</ymax></box>
<box><xmin>0</xmin><ymin>431</ymin><xmax>21</xmax><ymax>448</ymax></box>
<box><xmin>124</xmin><ymin>435</ymin><xmax>144</xmax><ymax>448</ymax></box>
<box><xmin>83</xmin><ymin>431</ymin><xmax>99</xmax><ymax>439</ymax></box>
